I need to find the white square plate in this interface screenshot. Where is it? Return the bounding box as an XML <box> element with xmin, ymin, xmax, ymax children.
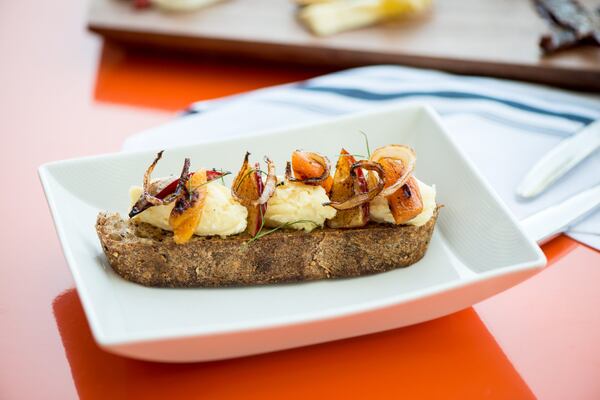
<box><xmin>40</xmin><ymin>104</ymin><xmax>545</xmax><ymax>362</ymax></box>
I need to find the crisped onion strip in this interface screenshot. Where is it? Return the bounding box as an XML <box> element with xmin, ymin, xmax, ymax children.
<box><xmin>255</xmin><ymin>162</ymin><xmax>267</xmax><ymax>219</ymax></box>
<box><xmin>141</xmin><ymin>150</ymin><xmax>165</xmax><ymax>206</ymax></box>
<box><xmin>285</xmin><ymin>161</ymin><xmax>294</xmax><ymax>183</ymax></box>
<box><xmin>324</xmin><ymin>160</ymin><xmax>385</xmax><ymax>210</ymax></box>
<box><xmin>165</xmin><ymin>158</ymin><xmax>191</xmax><ymax>203</ymax></box>
<box><xmin>255</xmin><ymin>157</ymin><xmax>276</xmax><ymax>206</ymax></box>
<box><xmin>370</xmin><ymin>145</ymin><xmax>416</xmax><ymax>198</ymax></box>
<box><xmin>286</xmin><ymin>151</ymin><xmax>331</xmax><ymax>184</ymax></box>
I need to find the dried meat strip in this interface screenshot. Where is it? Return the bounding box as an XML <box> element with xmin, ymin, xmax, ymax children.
<box><xmin>532</xmin><ymin>0</ymin><xmax>600</xmax><ymax>54</ymax></box>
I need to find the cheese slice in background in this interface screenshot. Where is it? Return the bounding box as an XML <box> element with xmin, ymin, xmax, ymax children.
<box><xmin>299</xmin><ymin>0</ymin><xmax>433</xmax><ymax>36</ymax></box>
<box><xmin>152</xmin><ymin>0</ymin><xmax>223</xmax><ymax>12</ymax></box>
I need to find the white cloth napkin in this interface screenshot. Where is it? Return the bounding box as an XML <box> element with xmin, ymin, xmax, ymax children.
<box><xmin>123</xmin><ymin>65</ymin><xmax>600</xmax><ymax>250</ymax></box>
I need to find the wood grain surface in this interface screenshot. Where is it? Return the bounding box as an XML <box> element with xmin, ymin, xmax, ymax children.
<box><xmin>88</xmin><ymin>0</ymin><xmax>600</xmax><ymax>89</ymax></box>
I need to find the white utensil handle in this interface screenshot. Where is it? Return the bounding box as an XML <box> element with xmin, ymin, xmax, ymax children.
<box><xmin>520</xmin><ymin>184</ymin><xmax>600</xmax><ymax>244</ymax></box>
<box><xmin>517</xmin><ymin>121</ymin><xmax>600</xmax><ymax>198</ymax></box>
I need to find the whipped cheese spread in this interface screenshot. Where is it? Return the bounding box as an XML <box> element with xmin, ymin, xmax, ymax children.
<box><xmin>370</xmin><ymin>178</ymin><xmax>436</xmax><ymax>226</ymax></box>
<box><xmin>264</xmin><ymin>180</ymin><xmax>336</xmax><ymax>232</ymax></box>
<box><xmin>129</xmin><ymin>181</ymin><xmax>247</xmax><ymax>237</ymax></box>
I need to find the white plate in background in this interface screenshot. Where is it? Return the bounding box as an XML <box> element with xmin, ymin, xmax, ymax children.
<box><xmin>39</xmin><ymin>104</ymin><xmax>545</xmax><ymax>362</ymax></box>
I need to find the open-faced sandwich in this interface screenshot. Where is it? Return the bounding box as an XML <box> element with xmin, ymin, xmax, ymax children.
<box><xmin>96</xmin><ymin>143</ymin><xmax>440</xmax><ymax>287</ymax></box>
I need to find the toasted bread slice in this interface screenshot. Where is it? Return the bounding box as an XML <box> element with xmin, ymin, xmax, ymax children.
<box><xmin>96</xmin><ymin>207</ymin><xmax>439</xmax><ymax>287</ymax></box>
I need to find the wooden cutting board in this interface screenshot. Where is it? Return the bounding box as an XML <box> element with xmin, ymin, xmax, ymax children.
<box><xmin>88</xmin><ymin>0</ymin><xmax>600</xmax><ymax>90</ymax></box>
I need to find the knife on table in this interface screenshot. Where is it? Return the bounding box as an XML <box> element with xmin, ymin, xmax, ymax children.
<box><xmin>520</xmin><ymin>184</ymin><xmax>600</xmax><ymax>244</ymax></box>
<box><xmin>517</xmin><ymin>120</ymin><xmax>600</xmax><ymax>199</ymax></box>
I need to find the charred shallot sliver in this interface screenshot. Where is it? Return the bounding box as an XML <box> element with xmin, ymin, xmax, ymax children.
<box><xmin>325</xmin><ymin>160</ymin><xmax>384</xmax><ymax>210</ymax></box>
<box><xmin>129</xmin><ymin>152</ymin><xmax>190</xmax><ymax>218</ymax></box>
<box><xmin>232</xmin><ymin>152</ymin><xmax>276</xmax><ymax>236</ymax></box>
<box><xmin>256</xmin><ymin>157</ymin><xmax>277</xmax><ymax>206</ymax></box>
<box><xmin>149</xmin><ymin>153</ymin><xmax>192</xmax><ymax>206</ymax></box>
<box><xmin>255</xmin><ymin>162</ymin><xmax>267</xmax><ymax>228</ymax></box>
<box><xmin>370</xmin><ymin>144</ymin><xmax>416</xmax><ymax>198</ymax></box>
<box><xmin>129</xmin><ymin>151</ymin><xmax>228</xmax><ymax>218</ymax></box>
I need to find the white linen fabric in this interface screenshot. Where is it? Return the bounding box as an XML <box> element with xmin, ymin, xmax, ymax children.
<box><xmin>123</xmin><ymin>65</ymin><xmax>600</xmax><ymax>249</ymax></box>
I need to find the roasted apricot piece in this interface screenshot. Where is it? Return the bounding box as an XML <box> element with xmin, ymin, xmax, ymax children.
<box><xmin>379</xmin><ymin>158</ymin><xmax>423</xmax><ymax>224</ymax></box>
<box><xmin>290</xmin><ymin>150</ymin><xmax>333</xmax><ymax>193</ymax></box>
<box><xmin>169</xmin><ymin>169</ymin><xmax>208</xmax><ymax>244</ymax></box>
<box><xmin>326</xmin><ymin>149</ymin><xmax>369</xmax><ymax>228</ymax></box>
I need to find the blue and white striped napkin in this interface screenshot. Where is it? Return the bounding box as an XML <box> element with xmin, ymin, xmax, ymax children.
<box><xmin>123</xmin><ymin>65</ymin><xmax>600</xmax><ymax>250</ymax></box>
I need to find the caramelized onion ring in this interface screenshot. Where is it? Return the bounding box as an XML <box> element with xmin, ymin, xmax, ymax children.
<box><xmin>324</xmin><ymin>161</ymin><xmax>385</xmax><ymax>210</ymax></box>
<box><xmin>286</xmin><ymin>151</ymin><xmax>331</xmax><ymax>184</ymax></box>
<box><xmin>370</xmin><ymin>145</ymin><xmax>416</xmax><ymax>198</ymax></box>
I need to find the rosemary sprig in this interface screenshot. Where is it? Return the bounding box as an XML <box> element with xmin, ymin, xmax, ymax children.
<box><xmin>359</xmin><ymin>130</ymin><xmax>371</xmax><ymax>159</ymax></box>
<box><xmin>246</xmin><ymin>219</ymin><xmax>319</xmax><ymax>244</ymax></box>
<box><xmin>338</xmin><ymin>153</ymin><xmax>366</xmax><ymax>159</ymax></box>
<box><xmin>234</xmin><ymin>167</ymin><xmax>269</xmax><ymax>192</ymax></box>
<box><xmin>255</xmin><ymin>201</ymin><xmax>266</xmax><ymax>238</ymax></box>
<box><xmin>188</xmin><ymin>171</ymin><xmax>231</xmax><ymax>193</ymax></box>
<box><xmin>217</xmin><ymin>169</ymin><xmax>227</xmax><ymax>185</ymax></box>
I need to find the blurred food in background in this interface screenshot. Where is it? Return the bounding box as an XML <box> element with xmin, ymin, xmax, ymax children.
<box><xmin>132</xmin><ymin>0</ymin><xmax>224</xmax><ymax>11</ymax></box>
<box><xmin>532</xmin><ymin>0</ymin><xmax>600</xmax><ymax>54</ymax></box>
<box><xmin>296</xmin><ymin>0</ymin><xmax>432</xmax><ymax>36</ymax></box>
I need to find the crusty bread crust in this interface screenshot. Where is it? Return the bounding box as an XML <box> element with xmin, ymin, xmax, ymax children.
<box><xmin>96</xmin><ymin>208</ymin><xmax>439</xmax><ymax>287</ymax></box>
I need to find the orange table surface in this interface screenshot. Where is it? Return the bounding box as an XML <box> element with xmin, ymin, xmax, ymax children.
<box><xmin>1</xmin><ymin>2</ymin><xmax>599</xmax><ymax>399</ymax></box>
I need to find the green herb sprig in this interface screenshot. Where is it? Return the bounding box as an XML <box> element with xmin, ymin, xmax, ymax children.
<box><xmin>217</xmin><ymin>169</ymin><xmax>228</xmax><ymax>185</ymax></box>
<box><xmin>359</xmin><ymin>130</ymin><xmax>371</xmax><ymax>159</ymax></box>
<box><xmin>337</xmin><ymin>153</ymin><xmax>366</xmax><ymax>159</ymax></box>
<box><xmin>188</xmin><ymin>171</ymin><xmax>231</xmax><ymax>193</ymax></box>
<box><xmin>246</xmin><ymin>219</ymin><xmax>319</xmax><ymax>244</ymax></box>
